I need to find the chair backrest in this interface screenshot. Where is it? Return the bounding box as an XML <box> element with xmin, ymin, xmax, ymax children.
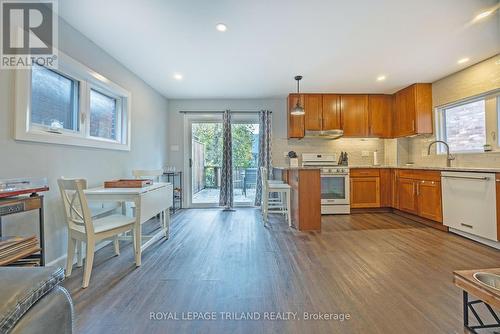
<box><xmin>260</xmin><ymin>167</ymin><xmax>268</xmax><ymax>192</ymax></box>
<box><xmin>132</xmin><ymin>169</ymin><xmax>163</xmax><ymax>182</ymax></box>
<box><xmin>57</xmin><ymin>178</ymin><xmax>94</xmax><ymax>236</ymax></box>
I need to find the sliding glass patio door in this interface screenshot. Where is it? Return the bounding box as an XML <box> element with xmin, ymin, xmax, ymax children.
<box><xmin>187</xmin><ymin>115</ymin><xmax>259</xmax><ymax>208</ymax></box>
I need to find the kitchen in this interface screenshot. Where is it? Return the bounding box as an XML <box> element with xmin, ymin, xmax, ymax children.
<box><xmin>1</xmin><ymin>1</ymin><xmax>499</xmax><ymax>333</ymax></box>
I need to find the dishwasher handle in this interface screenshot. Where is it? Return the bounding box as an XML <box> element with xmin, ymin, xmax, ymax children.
<box><xmin>441</xmin><ymin>175</ymin><xmax>490</xmax><ymax>181</ymax></box>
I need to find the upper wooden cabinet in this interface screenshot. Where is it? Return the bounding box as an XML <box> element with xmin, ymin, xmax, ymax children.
<box><xmin>322</xmin><ymin>94</ymin><xmax>341</xmax><ymax>130</ymax></box>
<box><xmin>368</xmin><ymin>95</ymin><xmax>393</xmax><ymax>138</ymax></box>
<box><xmin>286</xmin><ymin>83</ymin><xmax>432</xmax><ymax>139</ymax></box>
<box><xmin>393</xmin><ymin>83</ymin><xmax>432</xmax><ymax>137</ymax></box>
<box><xmin>287</xmin><ymin>94</ymin><xmax>305</xmax><ymax>138</ymax></box>
<box><xmin>341</xmin><ymin>95</ymin><xmax>369</xmax><ymax>137</ymax></box>
<box><xmin>304</xmin><ymin>94</ymin><xmax>322</xmax><ymax>131</ymax></box>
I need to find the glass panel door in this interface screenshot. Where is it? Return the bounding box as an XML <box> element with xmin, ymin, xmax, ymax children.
<box><xmin>190</xmin><ymin>122</ymin><xmax>223</xmax><ymax>206</ymax></box>
<box><xmin>232</xmin><ymin>123</ymin><xmax>259</xmax><ymax>205</ymax></box>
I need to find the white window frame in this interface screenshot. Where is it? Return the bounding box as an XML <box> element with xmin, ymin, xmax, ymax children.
<box><xmin>434</xmin><ymin>90</ymin><xmax>500</xmax><ymax>154</ymax></box>
<box><xmin>14</xmin><ymin>50</ymin><xmax>132</xmax><ymax>151</ymax></box>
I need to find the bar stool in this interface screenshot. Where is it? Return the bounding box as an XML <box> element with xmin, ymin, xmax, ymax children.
<box><xmin>260</xmin><ymin>167</ymin><xmax>291</xmax><ymax>227</ymax></box>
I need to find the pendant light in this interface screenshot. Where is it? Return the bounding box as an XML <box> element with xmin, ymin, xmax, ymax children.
<box><xmin>291</xmin><ymin>75</ymin><xmax>305</xmax><ymax>115</ymax></box>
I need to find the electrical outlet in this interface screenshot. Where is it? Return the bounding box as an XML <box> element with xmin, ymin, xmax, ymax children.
<box><xmin>361</xmin><ymin>151</ymin><xmax>369</xmax><ymax>157</ymax></box>
<box><xmin>422</xmin><ymin>149</ymin><xmax>428</xmax><ymax>157</ymax></box>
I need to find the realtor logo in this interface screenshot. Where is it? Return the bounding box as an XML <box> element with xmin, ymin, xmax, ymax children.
<box><xmin>1</xmin><ymin>0</ymin><xmax>58</xmax><ymax>69</ymax></box>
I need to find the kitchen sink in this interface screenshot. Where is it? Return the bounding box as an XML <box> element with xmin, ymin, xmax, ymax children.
<box><xmin>473</xmin><ymin>272</ymin><xmax>500</xmax><ymax>291</ymax></box>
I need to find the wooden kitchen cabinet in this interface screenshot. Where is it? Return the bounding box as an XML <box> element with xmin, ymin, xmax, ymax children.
<box><xmin>379</xmin><ymin>168</ymin><xmax>393</xmax><ymax>207</ymax></box>
<box><xmin>286</xmin><ymin>169</ymin><xmax>321</xmax><ymax>231</ymax></box>
<box><xmin>350</xmin><ymin>169</ymin><xmax>380</xmax><ymax>208</ymax></box>
<box><xmin>397</xmin><ymin>178</ymin><xmax>418</xmax><ymax>214</ymax></box>
<box><xmin>393</xmin><ymin>83</ymin><xmax>432</xmax><ymax>137</ymax></box>
<box><xmin>341</xmin><ymin>95</ymin><xmax>369</xmax><ymax>137</ymax></box>
<box><xmin>304</xmin><ymin>94</ymin><xmax>323</xmax><ymax>131</ymax></box>
<box><xmin>287</xmin><ymin>94</ymin><xmax>305</xmax><ymax>138</ymax></box>
<box><xmin>322</xmin><ymin>94</ymin><xmax>341</xmax><ymax>130</ymax></box>
<box><xmin>368</xmin><ymin>94</ymin><xmax>393</xmax><ymax>138</ymax></box>
<box><xmin>417</xmin><ymin>180</ymin><xmax>442</xmax><ymax>222</ymax></box>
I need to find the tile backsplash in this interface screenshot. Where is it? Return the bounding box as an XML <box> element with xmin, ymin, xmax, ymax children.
<box><xmin>272</xmin><ymin>137</ymin><xmax>387</xmax><ymax>167</ymax></box>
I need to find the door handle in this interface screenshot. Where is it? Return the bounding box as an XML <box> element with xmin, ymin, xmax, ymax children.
<box><xmin>189</xmin><ymin>158</ymin><xmax>193</xmax><ymax>168</ymax></box>
<box><xmin>442</xmin><ymin>175</ymin><xmax>490</xmax><ymax>181</ymax></box>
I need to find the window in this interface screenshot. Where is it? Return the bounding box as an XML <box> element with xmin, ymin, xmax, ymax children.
<box><xmin>90</xmin><ymin>89</ymin><xmax>118</xmax><ymax>140</ymax></box>
<box><xmin>15</xmin><ymin>51</ymin><xmax>131</xmax><ymax>150</ymax></box>
<box><xmin>31</xmin><ymin>65</ymin><xmax>79</xmax><ymax>132</ymax></box>
<box><xmin>435</xmin><ymin>92</ymin><xmax>499</xmax><ymax>154</ymax></box>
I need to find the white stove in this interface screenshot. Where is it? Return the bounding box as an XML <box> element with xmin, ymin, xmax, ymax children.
<box><xmin>302</xmin><ymin>153</ymin><xmax>350</xmax><ymax>215</ymax></box>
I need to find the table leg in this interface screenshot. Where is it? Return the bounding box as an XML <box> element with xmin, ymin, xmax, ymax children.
<box><xmin>134</xmin><ymin>198</ymin><xmax>142</xmax><ymax>267</ymax></box>
<box><xmin>165</xmin><ymin>210</ymin><xmax>170</xmax><ymax>239</ymax></box>
<box><xmin>39</xmin><ymin>197</ymin><xmax>45</xmax><ymax>266</ymax></box>
<box><xmin>463</xmin><ymin>290</ymin><xmax>469</xmax><ymax>328</ymax></box>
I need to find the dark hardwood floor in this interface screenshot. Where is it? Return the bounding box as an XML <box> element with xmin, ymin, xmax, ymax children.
<box><xmin>64</xmin><ymin>209</ymin><xmax>500</xmax><ymax>334</ymax></box>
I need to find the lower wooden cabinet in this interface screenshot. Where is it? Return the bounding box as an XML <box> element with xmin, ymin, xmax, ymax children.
<box><xmin>350</xmin><ymin>169</ymin><xmax>380</xmax><ymax>208</ymax></box>
<box><xmin>396</xmin><ymin>171</ymin><xmax>443</xmax><ymax>223</ymax></box>
<box><xmin>349</xmin><ymin>168</ymin><xmax>443</xmax><ymax>224</ymax></box>
<box><xmin>350</xmin><ymin>176</ymin><xmax>380</xmax><ymax>208</ymax></box>
<box><xmin>398</xmin><ymin>178</ymin><xmax>418</xmax><ymax>214</ymax></box>
<box><xmin>417</xmin><ymin>180</ymin><xmax>442</xmax><ymax>222</ymax></box>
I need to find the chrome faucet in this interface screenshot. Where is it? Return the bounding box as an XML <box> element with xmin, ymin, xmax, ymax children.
<box><xmin>427</xmin><ymin>140</ymin><xmax>455</xmax><ymax>167</ymax></box>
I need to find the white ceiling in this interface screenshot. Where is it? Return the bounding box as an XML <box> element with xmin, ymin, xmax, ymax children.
<box><xmin>59</xmin><ymin>0</ymin><xmax>500</xmax><ymax>99</ymax></box>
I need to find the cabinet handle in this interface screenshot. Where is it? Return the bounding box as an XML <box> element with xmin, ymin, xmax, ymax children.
<box><xmin>416</xmin><ymin>182</ymin><xmax>420</xmax><ymax>196</ymax></box>
<box><xmin>412</xmin><ymin>120</ymin><xmax>416</xmax><ymax>131</ymax></box>
<box><xmin>460</xmin><ymin>223</ymin><xmax>473</xmax><ymax>229</ymax></box>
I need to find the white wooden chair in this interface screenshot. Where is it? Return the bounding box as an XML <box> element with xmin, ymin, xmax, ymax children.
<box><xmin>260</xmin><ymin>167</ymin><xmax>291</xmax><ymax>227</ymax></box>
<box><xmin>58</xmin><ymin>178</ymin><xmax>137</xmax><ymax>288</ymax></box>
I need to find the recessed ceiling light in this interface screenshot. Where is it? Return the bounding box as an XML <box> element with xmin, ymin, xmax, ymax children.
<box><xmin>475</xmin><ymin>10</ymin><xmax>493</xmax><ymax>20</ymax></box>
<box><xmin>173</xmin><ymin>73</ymin><xmax>183</xmax><ymax>80</ymax></box>
<box><xmin>376</xmin><ymin>75</ymin><xmax>386</xmax><ymax>82</ymax></box>
<box><xmin>457</xmin><ymin>58</ymin><xmax>470</xmax><ymax>64</ymax></box>
<box><xmin>215</xmin><ymin>23</ymin><xmax>227</xmax><ymax>32</ymax></box>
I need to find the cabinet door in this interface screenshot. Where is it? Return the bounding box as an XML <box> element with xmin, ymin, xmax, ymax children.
<box><xmin>288</xmin><ymin>94</ymin><xmax>305</xmax><ymax>138</ymax></box>
<box><xmin>398</xmin><ymin>178</ymin><xmax>417</xmax><ymax>214</ymax></box>
<box><xmin>368</xmin><ymin>95</ymin><xmax>393</xmax><ymax>138</ymax></box>
<box><xmin>394</xmin><ymin>86</ymin><xmax>416</xmax><ymax>137</ymax></box>
<box><xmin>379</xmin><ymin>168</ymin><xmax>393</xmax><ymax>207</ymax></box>
<box><xmin>322</xmin><ymin>94</ymin><xmax>341</xmax><ymax>130</ymax></box>
<box><xmin>304</xmin><ymin>94</ymin><xmax>322</xmax><ymax>131</ymax></box>
<box><xmin>341</xmin><ymin>95</ymin><xmax>369</xmax><ymax>137</ymax></box>
<box><xmin>350</xmin><ymin>176</ymin><xmax>380</xmax><ymax>208</ymax></box>
<box><xmin>417</xmin><ymin>180</ymin><xmax>442</xmax><ymax>222</ymax></box>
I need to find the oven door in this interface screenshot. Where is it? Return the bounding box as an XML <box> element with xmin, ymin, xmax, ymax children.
<box><xmin>320</xmin><ymin>174</ymin><xmax>349</xmax><ymax>205</ymax></box>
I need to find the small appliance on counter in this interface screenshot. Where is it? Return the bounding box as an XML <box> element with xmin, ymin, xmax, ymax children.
<box><xmin>288</xmin><ymin>151</ymin><xmax>299</xmax><ymax>168</ymax></box>
<box><xmin>302</xmin><ymin>153</ymin><xmax>350</xmax><ymax>215</ymax></box>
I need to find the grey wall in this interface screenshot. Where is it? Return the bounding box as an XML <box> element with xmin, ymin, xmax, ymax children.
<box><xmin>0</xmin><ymin>18</ymin><xmax>169</xmax><ymax>264</ymax></box>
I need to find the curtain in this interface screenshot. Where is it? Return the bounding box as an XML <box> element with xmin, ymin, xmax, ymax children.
<box><xmin>254</xmin><ymin>110</ymin><xmax>272</xmax><ymax>206</ymax></box>
<box><xmin>219</xmin><ymin>109</ymin><xmax>234</xmax><ymax>209</ymax></box>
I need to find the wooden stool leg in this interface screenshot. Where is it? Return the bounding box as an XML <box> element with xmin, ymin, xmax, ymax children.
<box><xmin>286</xmin><ymin>190</ymin><xmax>292</xmax><ymax>227</ymax></box>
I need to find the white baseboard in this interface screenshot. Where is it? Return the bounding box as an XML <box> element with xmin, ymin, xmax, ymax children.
<box><xmin>46</xmin><ymin>240</ymin><xmax>112</xmax><ymax>267</ymax></box>
<box><xmin>449</xmin><ymin>228</ymin><xmax>500</xmax><ymax>250</ymax></box>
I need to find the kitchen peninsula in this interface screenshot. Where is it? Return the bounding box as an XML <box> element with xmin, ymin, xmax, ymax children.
<box><xmin>273</xmin><ymin>167</ymin><xmax>321</xmax><ymax>231</ymax></box>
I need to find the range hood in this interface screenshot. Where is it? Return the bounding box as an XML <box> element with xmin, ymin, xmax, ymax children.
<box><xmin>304</xmin><ymin>129</ymin><xmax>344</xmax><ymax>139</ymax></box>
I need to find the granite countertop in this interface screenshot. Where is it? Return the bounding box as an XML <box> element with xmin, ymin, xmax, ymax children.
<box><xmin>349</xmin><ymin>165</ymin><xmax>500</xmax><ymax>173</ymax></box>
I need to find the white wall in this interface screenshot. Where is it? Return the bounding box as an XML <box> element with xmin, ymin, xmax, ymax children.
<box><xmin>0</xmin><ymin>18</ymin><xmax>169</xmax><ymax>263</ymax></box>
<box><xmin>403</xmin><ymin>55</ymin><xmax>500</xmax><ymax>167</ymax></box>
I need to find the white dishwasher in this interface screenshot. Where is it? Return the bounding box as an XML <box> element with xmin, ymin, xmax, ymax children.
<box><xmin>441</xmin><ymin>171</ymin><xmax>498</xmax><ymax>242</ymax></box>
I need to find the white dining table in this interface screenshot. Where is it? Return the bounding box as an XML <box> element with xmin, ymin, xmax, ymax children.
<box><xmin>85</xmin><ymin>182</ymin><xmax>173</xmax><ymax>266</ymax></box>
